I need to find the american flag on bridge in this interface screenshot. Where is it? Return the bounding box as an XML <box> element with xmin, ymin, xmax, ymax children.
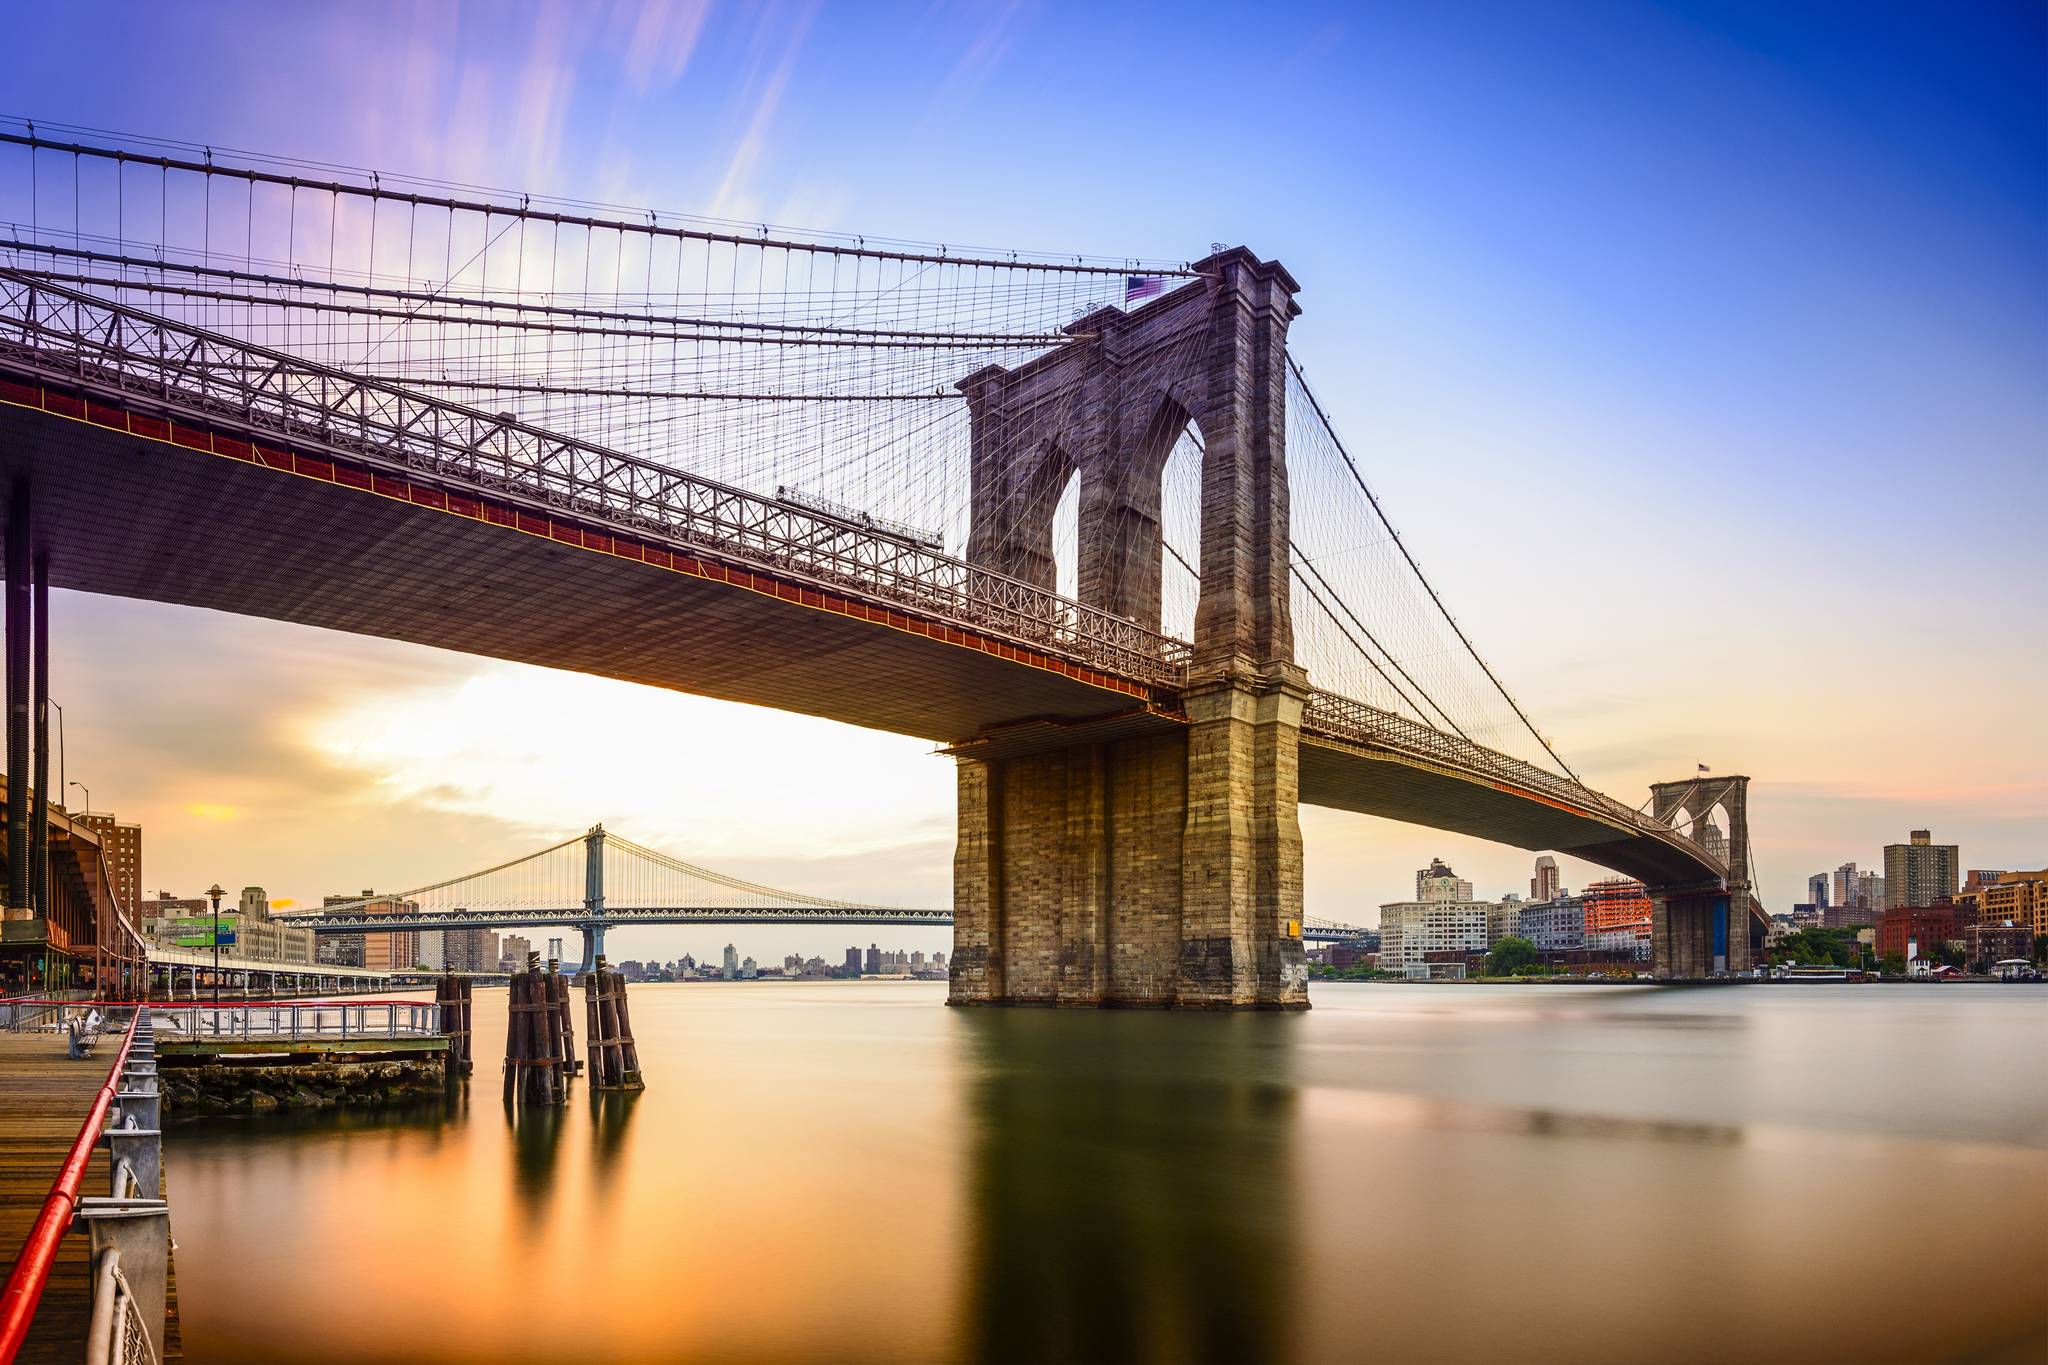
<box><xmin>1125</xmin><ymin>274</ymin><xmax>1166</xmax><ymax>303</ymax></box>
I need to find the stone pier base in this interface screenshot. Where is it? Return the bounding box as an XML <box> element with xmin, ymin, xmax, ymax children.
<box><xmin>949</xmin><ymin>678</ymin><xmax>1308</xmax><ymax>1010</ymax></box>
<box><xmin>1651</xmin><ymin>885</ymin><xmax>1756</xmax><ymax>979</ymax></box>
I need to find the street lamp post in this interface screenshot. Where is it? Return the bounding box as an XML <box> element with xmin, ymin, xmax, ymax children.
<box><xmin>208</xmin><ymin>882</ymin><xmax>225</xmax><ymax>1008</ymax></box>
<box><xmin>68</xmin><ymin>781</ymin><xmax>88</xmax><ymax>816</ymax></box>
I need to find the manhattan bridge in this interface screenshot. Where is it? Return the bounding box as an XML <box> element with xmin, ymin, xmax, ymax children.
<box><xmin>0</xmin><ymin>120</ymin><xmax>1761</xmax><ymax>1006</ymax></box>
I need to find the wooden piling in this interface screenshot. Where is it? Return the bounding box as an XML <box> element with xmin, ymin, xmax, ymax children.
<box><xmin>503</xmin><ymin>953</ymin><xmax>566</xmax><ymax>1106</ymax></box>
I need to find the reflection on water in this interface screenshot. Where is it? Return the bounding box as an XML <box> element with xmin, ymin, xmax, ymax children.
<box><xmin>961</xmin><ymin>1011</ymin><xmax>1298</xmax><ymax>1364</ymax></box>
<box><xmin>162</xmin><ymin>982</ymin><xmax>2048</xmax><ymax>1364</ymax></box>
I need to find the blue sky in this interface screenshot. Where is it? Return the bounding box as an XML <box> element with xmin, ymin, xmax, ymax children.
<box><xmin>9</xmin><ymin>0</ymin><xmax>2044</xmax><ymax>945</ymax></box>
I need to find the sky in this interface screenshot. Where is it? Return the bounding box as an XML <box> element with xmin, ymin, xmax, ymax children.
<box><xmin>8</xmin><ymin>0</ymin><xmax>2045</xmax><ymax>955</ymax></box>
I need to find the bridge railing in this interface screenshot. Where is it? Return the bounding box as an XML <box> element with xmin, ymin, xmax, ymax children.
<box><xmin>149</xmin><ymin>1000</ymin><xmax>442</xmax><ymax>1044</ymax></box>
<box><xmin>0</xmin><ymin>270</ymin><xmax>1191</xmax><ymax>689</ymax></box>
<box><xmin>1302</xmin><ymin>689</ymin><xmax>1723</xmax><ymax>874</ymax></box>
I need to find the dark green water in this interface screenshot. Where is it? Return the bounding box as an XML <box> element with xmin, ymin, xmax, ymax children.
<box><xmin>165</xmin><ymin>982</ymin><xmax>2048</xmax><ymax>1363</ymax></box>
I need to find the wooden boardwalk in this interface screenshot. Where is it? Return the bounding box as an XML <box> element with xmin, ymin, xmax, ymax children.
<box><xmin>0</xmin><ymin>1029</ymin><xmax>179</xmax><ymax>1362</ymax></box>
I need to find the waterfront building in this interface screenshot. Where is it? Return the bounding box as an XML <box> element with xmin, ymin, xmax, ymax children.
<box><xmin>1585</xmin><ymin>929</ymin><xmax>1653</xmax><ymax>961</ymax></box>
<box><xmin>1518</xmin><ymin>896</ymin><xmax>1586</xmax><ymax>953</ymax></box>
<box><xmin>1883</xmin><ymin>830</ymin><xmax>1959</xmax><ymax>909</ymax></box>
<box><xmin>1964</xmin><ymin>921</ymin><xmax>2033</xmax><ymax>967</ymax></box>
<box><xmin>1962</xmin><ymin>870</ymin><xmax>2048</xmax><ymax>937</ymax></box>
<box><xmin>864</xmin><ymin>944</ymin><xmax>882</xmax><ymax>974</ymax></box>
<box><xmin>1857</xmin><ymin>871</ymin><xmax>1887</xmax><ymax>912</ymax></box>
<box><xmin>1806</xmin><ymin>873</ymin><xmax>1830</xmax><ymax>909</ymax></box>
<box><xmin>75</xmin><ymin>811</ymin><xmax>142</xmax><ymax>917</ymax></box>
<box><xmin>740</xmin><ymin>955</ymin><xmax>758</xmax><ymax>980</ymax></box>
<box><xmin>1487</xmin><ymin>896</ymin><xmax>1525</xmax><ymax>947</ymax></box>
<box><xmin>1531</xmin><ymin>855</ymin><xmax>1561</xmax><ymax>903</ymax></box>
<box><xmin>722</xmin><ymin>944</ymin><xmax>739</xmax><ymax>980</ymax></box>
<box><xmin>843</xmin><ymin>947</ymin><xmax>862</xmax><ymax>974</ymax></box>
<box><xmin>1582</xmin><ymin>878</ymin><xmax>1651</xmax><ymax>939</ymax></box>
<box><xmin>501</xmin><ymin>933</ymin><xmax>533</xmax><ymax>970</ymax></box>
<box><xmin>1876</xmin><ymin>905</ymin><xmax>1966</xmax><ymax>963</ymax></box>
<box><xmin>317</xmin><ymin>934</ymin><xmax>365</xmax><ymax>968</ymax></box>
<box><xmin>1416</xmin><ymin>858</ymin><xmax>1474</xmax><ymax>904</ymax></box>
<box><xmin>417</xmin><ymin>929</ymin><xmax>446</xmax><ymax>971</ymax></box>
<box><xmin>1380</xmin><ymin>899</ymin><xmax>1490</xmax><ymax>973</ymax></box>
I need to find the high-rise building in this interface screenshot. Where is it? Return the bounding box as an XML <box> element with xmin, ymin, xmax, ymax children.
<box><xmin>721</xmin><ymin>943</ymin><xmax>739</xmax><ymax>979</ymax></box>
<box><xmin>75</xmin><ymin>813</ymin><xmax>142</xmax><ymax>918</ymax></box>
<box><xmin>843</xmin><ymin>947</ymin><xmax>862</xmax><ymax>974</ymax></box>
<box><xmin>1582</xmin><ymin>879</ymin><xmax>1652</xmax><ymax>938</ymax></box>
<box><xmin>1856</xmin><ymin>871</ymin><xmax>1886</xmax><ymax>912</ymax></box>
<box><xmin>444</xmin><ymin>926</ymin><xmax>499</xmax><ymax>973</ymax></box>
<box><xmin>324</xmin><ymin>890</ymin><xmax>418</xmax><ymax>972</ymax></box>
<box><xmin>1698</xmin><ymin>819</ymin><xmax>1729</xmax><ymax>869</ymax></box>
<box><xmin>1833</xmin><ymin>863</ymin><xmax>1858</xmax><ymax>910</ymax></box>
<box><xmin>1416</xmin><ymin>858</ymin><xmax>1473</xmax><ymax>904</ymax></box>
<box><xmin>501</xmin><ymin>933</ymin><xmax>533</xmax><ymax>971</ymax></box>
<box><xmin>1806</xmin><ymin>873</ymin><xmax>1830</xmax><ymax>909</ymax></box>
<box><xmin>1531</xmin><ymin>856</ymin><xmax>1561</xmax><ymax>903</ymax></box>
<box><xmin>1883</xmin><ymin>830</ymin><xmax>1959</xmax><ymax>910</ymax></box>
<box><xmin>864</xmin><ymin>944</ymin><xmax>881</xmax><ymax>974</ymax></box>
<box><xmin>739</xmin><ymin>955</ymin><xmax>758</xmax><ymax>980</ymax></box>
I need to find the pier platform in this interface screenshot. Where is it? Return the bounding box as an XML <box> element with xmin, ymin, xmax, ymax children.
<box><xmin>0</xmin><ymin>1029</ymin><xmax>181</xmax><ymax>1361</ymax></box>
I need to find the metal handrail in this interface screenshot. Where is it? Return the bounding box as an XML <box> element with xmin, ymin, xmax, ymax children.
<box><xmin>0</xmin><ymin>269</ymin><xmax>1192</xmax><ymax>688</ymax></box>
<box><xmin>83</xmin><ymin>1245</ymin><xmax>156</xmax><ymax>1365</ymax></box>
<box><xmin>147</xmin><ymin>1001</ymin><xmax>442</xmax><ymax>1043</ymax></box>
<box><xmin>0</xmin><ymin>1011</ymin><xmax>142</xmax><ymax>1364</ymax></box>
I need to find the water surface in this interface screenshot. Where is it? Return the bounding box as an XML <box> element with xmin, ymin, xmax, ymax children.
<box><xmin>166</xmin><ymin>982</ymin><xmax>2048</xmax><ymax>1363</ymax></box>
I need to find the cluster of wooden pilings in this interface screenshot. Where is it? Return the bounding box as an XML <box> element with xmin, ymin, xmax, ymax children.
<box><xmin>435</xmin><ymin>971</ymin><xmax>474</xmax><ymax>1076</ymax></box>
<box><xmin>584</xmin><ymin>958</ymin><xmax>644</xmax><ymax>1091</ymax></box>
<box><xmin>502</xmin><ymin>956</ymin><xmax>583</xmax><ymax>1106</ymax></box>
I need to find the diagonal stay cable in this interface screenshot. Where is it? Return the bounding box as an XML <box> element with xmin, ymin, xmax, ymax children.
<box><xmin>1287</xmin><ymin>356</ymin><xmax>1581</xmax><ymax>784</ymax></box>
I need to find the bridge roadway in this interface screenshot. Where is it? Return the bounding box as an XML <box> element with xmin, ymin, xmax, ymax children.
<box><xmin>0</xmin><ymin>272</ymin><xmax>1744</xmax><ymax>924</ymax></box>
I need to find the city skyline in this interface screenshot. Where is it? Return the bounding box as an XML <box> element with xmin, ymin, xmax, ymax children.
<box><xmin>9</xmin><ymin>0</ymin><xmax>2043</xmax><ymax>939</ymax></box>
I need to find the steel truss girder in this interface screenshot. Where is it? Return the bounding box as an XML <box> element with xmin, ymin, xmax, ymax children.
<box><xmin>0</xmin><ymin>270</ymin><xmax>1190</xmax><ymax>687</ymax></box>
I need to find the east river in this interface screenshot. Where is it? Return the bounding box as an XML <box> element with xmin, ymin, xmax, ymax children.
<box><xmin>164</xmin><ymin>982</ymin><xmax>2048</xmax><ymax>1363</ymax></box>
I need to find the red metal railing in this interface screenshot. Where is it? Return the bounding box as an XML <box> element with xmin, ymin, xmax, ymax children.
<box><xmin>0</xmin><ymin>1009</ymin><xmax>141</xmax><ymax>1363</ymax></box>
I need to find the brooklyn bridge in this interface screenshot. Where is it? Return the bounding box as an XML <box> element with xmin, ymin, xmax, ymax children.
<box><xmin>0</xmin><ymin>123</ymin><xmax>1761</xmax><ymax>1006</ymax></box>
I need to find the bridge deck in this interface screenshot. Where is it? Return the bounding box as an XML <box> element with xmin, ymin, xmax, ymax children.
<box><xmin>0</xmin><ymin>388</ymin><xmax>1149</xmax><ymax>744</ymax></box>
<box><xmin>0</xmin><ymin>1031</ymin><xmax>181</xmax><ymax>1362</ymax></box>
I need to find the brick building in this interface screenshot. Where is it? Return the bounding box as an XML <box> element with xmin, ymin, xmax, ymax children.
<box><xmin>1876</xmin><ymin>905</ymin><xmax>1965</xmax><ymax>962</ymax></box>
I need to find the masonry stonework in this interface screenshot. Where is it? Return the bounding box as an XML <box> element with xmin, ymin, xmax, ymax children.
<box><xmin>949</xmin><ymin>248</ymin><xmax>1309</xmax><ymax>1010</ymax></box>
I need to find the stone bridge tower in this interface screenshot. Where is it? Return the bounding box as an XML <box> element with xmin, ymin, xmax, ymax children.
<box><xmin>947</xmin><ymin>248</ymin><xmax>1308</xmax><ymax>1009</ymax></box>
<box><xmin>1646</xmin><ymin>773</ymin><xmax>1758</xmax><ymax>976</ymax></box>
